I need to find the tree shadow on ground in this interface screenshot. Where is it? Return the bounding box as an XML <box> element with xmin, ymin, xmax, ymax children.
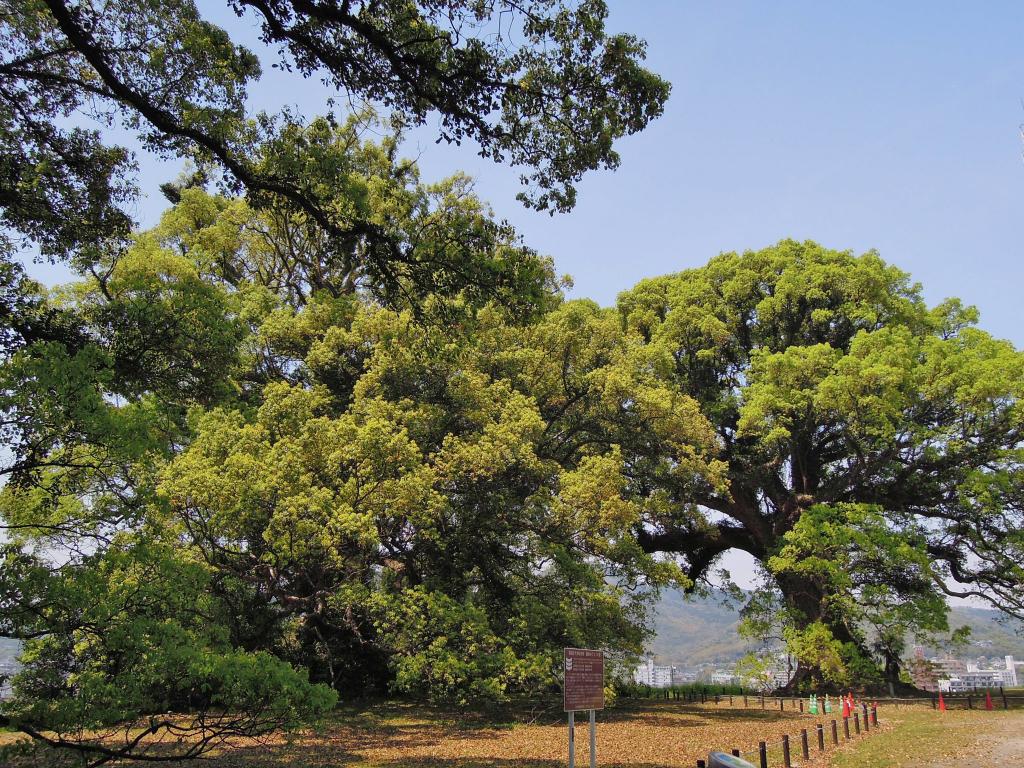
<box><xmin>370</xmin><ymin>759</ymin><xmax>691</xmax><ymax>768</ymax></box>
<box><xmin>182</xmin><ymin>721</ymin><xmax>501</xmax><ymax>768</ymax></box>
<box><xmin>196</xmin><ymin>753</ymin><xmax>690</xmax><ymax>768</ymax></box>
<box><xmin>597</xmin><ymin>702</ymin><xmax>812</xmax><ymax>726</ymax></box>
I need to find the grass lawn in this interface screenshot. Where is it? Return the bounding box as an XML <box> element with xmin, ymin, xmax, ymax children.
<box><xmin>825</xmin><ymin>705</ymin><xmax>1024</xmax><ymax>768</ymax></box>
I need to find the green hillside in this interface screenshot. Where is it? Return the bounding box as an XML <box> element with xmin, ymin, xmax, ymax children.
<box><xmin>929</xmin><ymin>607</ymin><xmax>1024</xmax><ymax>658</ymax></box>
<box><xmin>648</xmin><ymin>590</ymin><xmax>752</xmax><ymax>664</ymax></box>
<box><xmin>648</xmin><ymin>591</ymin><xmax>1024</xmax><ymax>665</ymax></box>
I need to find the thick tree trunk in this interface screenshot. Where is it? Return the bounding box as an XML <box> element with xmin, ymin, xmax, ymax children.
<box><xmin>772</xmin><ymin>571</ymin><xmax>870</xmax><ymax>693</ymax></box>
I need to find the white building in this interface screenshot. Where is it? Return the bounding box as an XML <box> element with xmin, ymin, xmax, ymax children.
<box><xmin>634</xmin><ymin>656</ymin><xmax>677</xmax><ymax>688</ymax></box>
<box><xmin>711</xmin><ymin>671</ymin><xmax>738</xmax><ymax>686</ymax></box>
<box><xmin>938</xmin><ymin>655</ymin><xmax>1016</xmax><ymax>692</ymax></box>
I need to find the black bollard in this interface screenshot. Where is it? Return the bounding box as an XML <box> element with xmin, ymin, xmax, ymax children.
<box><xmin>831</xmin><ymin>719</ymin><xmax>839</xmax><ymax>745</ymax></box>
<box><xmin>780</xmin><ymin>698</ymin><xmax>784</xmax><ymax>712</ymax></box>
<box><xmin>732</xmin><ymin>749</ymin><xmax>741</xmax><ymax>757</ymax></box>
<box><xmin>862</xmin><ymin>703</ymin><xmax>869</xmax><ymax>731</ymax></box>
<box><xmin>801</xmin><ymin>729</ymin><xmax>809</xmax><ymax>759</ymax></box>
<box><xmin>782</xmin><ymin>735</ymin><xmax>792</xmax><ymax>768</ymax></box>
<box><xmin>843</xmin><ymin>717</ymin><xmax>850</xmax><ymax>740</ymax></box>
<box><xmin>854</xmin><ymin>712</ymin><xmax>860</xmax><ymax>734</ymax></box>
<box><xmin>872</xmin><ymin>705</ymin><xmax>878</xmax><ymax>725</ymax></box>
<box><xmin>697</xmin><ymin>761</ymin><xmax>706</xmax><ymax>768</ymax></box>
<box><xmin>759</xmin><ymin>741</ymin><xmax>768</xmax><ymax>768</ymax></box>
<box><xmin>799</xmin><ymin>699</ymin><xmax>804</xmax><ymax>713</ymax></box>
<box><xmin>816</xmin><ymin>723</ymin><xmax>825</xmax><ymax>751</ymax></box>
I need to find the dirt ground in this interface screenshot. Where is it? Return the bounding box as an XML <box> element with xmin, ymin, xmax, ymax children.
<box><xmin>7</xmin><ymin>700</ymin><xmax>1022</xmax><ymax>767</ymax></box>
<box><xmin>913</xmin><ymin>713</ymin><xmax>1024</xmax><ymax>767</ymax></box>
<box><xmin>193</xmin><ymin>699</ymin><xmax>827</xmax><ymax>768</ymax></box>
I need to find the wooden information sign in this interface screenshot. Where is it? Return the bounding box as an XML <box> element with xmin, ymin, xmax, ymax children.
<box><xmin>563</xmin><ymin>647</ymin><xmax>604</xmax><ymax>711</ymax></box>
<box><xmin>563</xmin><ymin>648</ymin><xmax>603</xmax><ymax>768</ymax></box>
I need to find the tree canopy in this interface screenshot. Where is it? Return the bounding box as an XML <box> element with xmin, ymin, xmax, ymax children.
<box><xmin>0</xmin><ymin>127</ymin><xmax>723</xmax><ymax>762</ymax></box>
<box><xmin>2</xmin><ymin>159</ymin><xmax>1022</xmax><ymax>764</ymax></box>
<box><xmin>1</xmin><ymin>0</ymin><xmax>669</xmax><ymax>281</ymax></box>
<box><xmin>620</xmin><ymin>240</ymin><xmax>1024</xmax><ymax>688</ymax></box>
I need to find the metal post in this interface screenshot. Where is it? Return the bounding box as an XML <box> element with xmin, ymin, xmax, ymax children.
<box><xmin>589</xmin><ymin>709</ymin><xmax>596</xmax><ymax>768</ymax></box>
<box><xmin>799</xmin><ymin>699</ymin><xmax>804</xmax><ymax>713</ymax></box>
<box><xmin>843</xmin><ymin>717</ymin><xmax>850</xmax><ymax>740</ymax></box>
<box><xmin>782</xmin><ymin>735</ymin><xmax>792</xmax><ymax>768</ymax></box>
<box><xmin>780</xmin><ymin>697</ymin><xmax>784</xmax><ymax>712</ymax></box>
<box><xmin>831</xmin><ymin>719</ymin><xmax>838</xmax><ymax>745</ymax></box>
<box><xmin>568</xmin><ymin>711</ymin><xmax>575</xmax><ymax>768</ymax></box>
<box><xmin>816</xmin><ymin>723</ymin><xmax>824</xmax><ymax>751</ymax></box>
<box><xmin>800</xmin><ymin>729</ymin><xmax>809</xmax><ymax>759</ymax></box>
<box><xmin>761</xmin><ymin>695</ymin><xmax>765</xmax><ymax>710</ymax></box>
<box><xmin>862</xmin><ymin>703</ymin><xmax>869</xmax><ymax>731</ymax></box>
<box><xmin>853</xmin><ymin>712</ymin><xmax>860</xmax><ymax>734</ymax></box>
<box><xmin>732</xmin><ymin>749</ymin><xmax>741</xmax><ymax>757</ymax></box>
<box><xmin>744</xmin><ymin>695</ymin><xmax>748</xmax><ymax>707</ymax></box>
<box><xmin>968</xmin><ymin>695</ymin><xmax>973</xmax><ymax>710</ymax></box>
<box><xmin>759</xmin><ymin>741</ymin><xmax>768</xmax><ymax>768</ymax></box>
<box><xmin>697</xmin><ymin>761</ymin><xmax>706</xmax><ymax>768</ymax></box>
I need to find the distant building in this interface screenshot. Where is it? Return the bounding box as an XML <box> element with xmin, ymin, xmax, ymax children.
<box><xmin>634</xmin><ymin>656</ymin><xmax>678</xmax><ymax>688</ymax></box>
<box><xmin>936</xmin><ymin>655</ymin><xmax>1016</xmax><ymax>692</ymax></box>
<box><xmin>710</xmin><ymin>671</ymin><xmax>738</xmax><ymax>686</ymax></box>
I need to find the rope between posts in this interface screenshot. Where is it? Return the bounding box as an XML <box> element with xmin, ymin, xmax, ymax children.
<box><xmin>695</xmin><ymin>705</ymin><xmax>881</xmax><ymax>768</ymax></box>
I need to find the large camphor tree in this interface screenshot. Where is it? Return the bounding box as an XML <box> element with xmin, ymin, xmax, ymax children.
<box><xmin>0</xmin><ymin>119</ymin><xmax>722</xmax><ymax>765</ymax></box>
<box><xmin>620</xmin><ymin>240</ymin><xmax>1024</xmax><ymax>689</ymax></box>
<box><xmin>1</xmin><ymin>2</ymin><xmax>672</xmax><ymax>763</ymax></box>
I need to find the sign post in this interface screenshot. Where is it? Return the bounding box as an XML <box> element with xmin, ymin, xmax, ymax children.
<box><xmin>563</xmin><ymin>648</ymin><xmax>604</xmax><ymax>768</ymax></box>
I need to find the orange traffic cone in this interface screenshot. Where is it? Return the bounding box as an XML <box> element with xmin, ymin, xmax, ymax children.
<box><xmin>938</xmin><ymin>692</ymin><xmax>946</xmax><ymax>712</ymax></box>
<box><xmin>841</xmin><ymin>697</ymin><xmax>850</xmax><ymax>718</ymax></box>
<box><xmin>985</xmin><ymin>690</ymin><xmax>994</xmax><ymax>711</ymax></box>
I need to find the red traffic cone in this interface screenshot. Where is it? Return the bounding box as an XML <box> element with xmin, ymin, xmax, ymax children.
<box><xmin>938</xmin><ymin>692</ymin><xmax>946</xmax><ymax>712</ymax></box>
<box><xmin>985</xmin><ymin>690</ymin><xmax>994</xmax><ymax>711</ymax></box>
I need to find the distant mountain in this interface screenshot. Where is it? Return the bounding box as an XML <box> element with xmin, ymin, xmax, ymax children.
<box><xmin>648</xmin><ymin>590</ymin><xmax>1024</xmax><ymax>665</ymax></box>
<box><xmin>0</xmin><ymin>636</ymin><xmax>19</xmax><ymax>663</ymax></box>
<box><xmin>648</xmin><ymin>589</ymin><xmax>751</xmax><ymax>664</ymax></box>
<box><xmin>929</xmin><ymin>607</ymin><xmax>1024</xmax><ymax>658</ymax></box>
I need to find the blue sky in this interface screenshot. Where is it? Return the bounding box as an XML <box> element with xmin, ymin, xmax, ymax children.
<box><xmin>23</xmin><ymin>2</ymin><xmax>1024</xmax><ymax>588</ymax></box>
<box><xmin>46</xmin><ymin>1</ymin><xmax>1023</xmax><ymax>343</ymax></box>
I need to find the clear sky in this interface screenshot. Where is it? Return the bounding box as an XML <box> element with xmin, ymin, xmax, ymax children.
<box><xmin>56</xmin><ymin>1</ymin><xmax>1022</xmax><ymax>344</ymax></box>
<box><xmin>23</xmin><ymin>1</ymin><xmax>1024</xmax><ymax>588</ymax></box>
